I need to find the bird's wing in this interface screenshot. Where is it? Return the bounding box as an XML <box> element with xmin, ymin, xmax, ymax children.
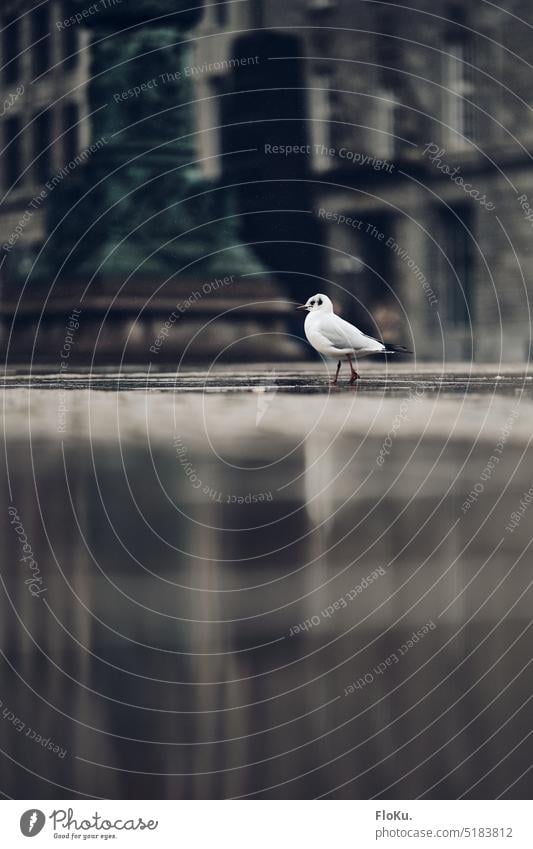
<box><xmin>318</xmin><ymin>314</ymin><xmax>385</xmax><ymax>353</ymax></box>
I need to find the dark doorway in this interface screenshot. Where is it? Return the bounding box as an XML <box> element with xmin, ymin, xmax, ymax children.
<box><xmin>220</xmin><ymin>31</ymin><xmax>323</xmax><ymax>298</ymax></box>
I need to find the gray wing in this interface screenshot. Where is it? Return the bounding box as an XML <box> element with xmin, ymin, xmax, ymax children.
<box><xmin>319</xmin><ymin>315</ymin><xmax>385</xmax><ymax>353</ymax></box>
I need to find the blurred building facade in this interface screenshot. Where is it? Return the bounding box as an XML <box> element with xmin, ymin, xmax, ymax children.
<box><xmin>0</xmin><ymin>1</ymin><xmax>89</xmax><ymax>280</ymax></box>
<box><xmin>193</xmin><ymin>0</ymin><xmax>533</xmax><ymax>361</ymax></box>
<box><xmin>1</xmin><ymin>1</ymin><xmax>533</xmax><ymax>360</ymax></box>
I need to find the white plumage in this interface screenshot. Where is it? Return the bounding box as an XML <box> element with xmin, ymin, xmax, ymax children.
<box><xmin>298</xmin><ymin>293</ymin><xmax>409</xmax><ymax>384</ymax></box>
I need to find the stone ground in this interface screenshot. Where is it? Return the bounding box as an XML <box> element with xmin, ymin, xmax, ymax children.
<box><xmin>1</xmin><ymin>362</ymin><xmax>532</xmax><ymax>395</ymax></box>
<box><xmin>1</xmin><ymin>364</ymin><xmax>532</xmax><ymax>799</ymax></box>
<box><xmin>2</xmin><ymin>363</ymin><xmax>532</xmax><ymax>447</ymax></box>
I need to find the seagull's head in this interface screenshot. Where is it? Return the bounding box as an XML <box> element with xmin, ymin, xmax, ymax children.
<box><xmin>297</xmin><ymin>294</ymin><xmax>334</xmax><ymax>314</ymax></box>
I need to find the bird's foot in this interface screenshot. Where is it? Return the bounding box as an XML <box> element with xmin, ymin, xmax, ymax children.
<box><xmin>349</xmin><ymin>372</ymin><xmax>359</xmax><ymax>384</ymax></box>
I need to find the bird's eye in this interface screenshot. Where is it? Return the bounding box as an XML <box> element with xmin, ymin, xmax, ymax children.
<box><xmin>317</xmin><ymin>299</ymin><xmax>323</xmax><ymax>306</ymax></box>
<box><xmin>310</xmin><ymin>300</ymin><xmax>315</xmax><ymax>306</ymax></box>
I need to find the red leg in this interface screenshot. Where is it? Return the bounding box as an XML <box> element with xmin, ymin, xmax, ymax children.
<box><xmin>332</xmin><ymin>360</ymin><xmax>341</xmax><ymax>385</ymax></box>
<box><xmin>347</xmin><ymin>355</ymin><xmax>359</xmax><ymax>384</ymax></box>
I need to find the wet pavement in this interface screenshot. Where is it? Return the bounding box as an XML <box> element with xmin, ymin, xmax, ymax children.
<box><xmin>1</xmin><ymin>366</ymin><xmax>532</xmax><ymax>798</ymax></box>
<box><xmin>2</xmin><ymin>363</ymin><xmax>533</xmax><ymax>395</ymax></box>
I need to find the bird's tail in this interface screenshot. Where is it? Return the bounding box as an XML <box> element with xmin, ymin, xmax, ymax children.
<box><xmin>383</xmin><ymin>344</ymin><xmax>412</xmax><ymax>354</ymax></box>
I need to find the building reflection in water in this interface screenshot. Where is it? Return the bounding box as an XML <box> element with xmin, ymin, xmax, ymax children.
<box><xmin>1</xmin><ymin>390</ymin><xmax>531</xmax><ymax>798</ymax></box>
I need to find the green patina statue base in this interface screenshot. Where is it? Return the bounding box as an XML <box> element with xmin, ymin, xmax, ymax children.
<box><xmin>5</xmin><ymin>0</ymin><xmax>303</xmax><ymax>362</ymax></box>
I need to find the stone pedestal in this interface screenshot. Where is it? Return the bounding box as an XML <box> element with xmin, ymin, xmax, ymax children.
<box><xmin>4</xmin><ymin>0</ymin><xmax>302</xmax><ymax>364</ymax></box>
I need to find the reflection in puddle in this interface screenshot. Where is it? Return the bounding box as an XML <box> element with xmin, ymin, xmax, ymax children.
<box><xmin>1</xmin><ymin>390</ymin><xmax>531</xmax><ymax>798</ymax></box>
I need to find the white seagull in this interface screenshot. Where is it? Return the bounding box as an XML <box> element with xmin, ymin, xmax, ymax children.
<box><xmin>298</xmin><ymin>293</ymin><xmax>410</xmax><ymax>384</ymax></box>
